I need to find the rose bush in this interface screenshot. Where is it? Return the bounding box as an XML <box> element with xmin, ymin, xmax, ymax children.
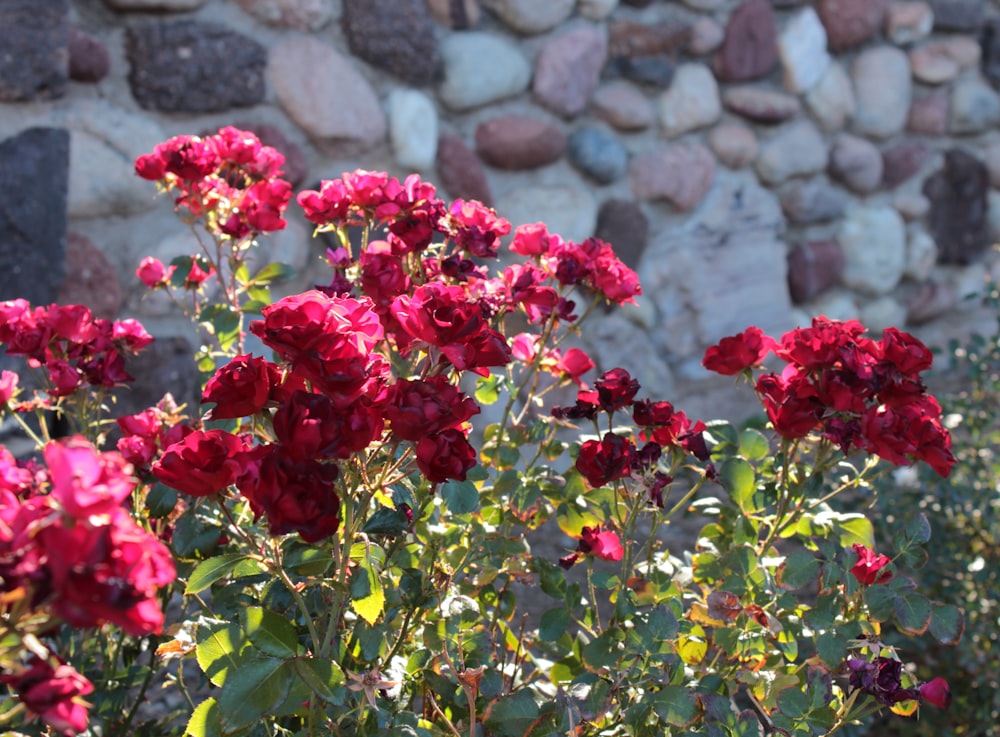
<box><xmin>0</xmin><ymin>127</ymin><xmax>965</xmax><ymax>737</ymax></box>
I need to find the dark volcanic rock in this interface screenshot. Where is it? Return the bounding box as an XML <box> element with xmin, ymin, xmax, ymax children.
<box><xmin>714</xmin><ymin>0</ymin><xmax>778</xmax><ymax>83</ymax></box>
<box><xmin>922</xmin><ymin>148</ymin><xmax>990</xmax><ymax>265</ymax></box>
<box><xmin>68</xmin><ymin>25</ymin><xmax>110</xmax><ymax>83</ymax></box>
<box><xmin>787</xmin><ymin>241</ymin><xmax>844</xmax><ymax>303</ymax></box>
<box><xmin>0</xmin><ymin>0</ymin><xmax>69</xmax><ymax>101</ymax></box>
<box><xmin>126</xmin><ymin>21</ymin><xmax>267</xmax><ymax>112</ymax></box>
<box><xmin>595</xmin><ymin>199</ymin><xmax>649</xmax><ymax>271</ymax></box>
<box><xmin>343</xmin><ymin>0</ymin><xmax>440</xmax><ymax>85</ymax></box>
<box><xmin>0</xmin><ymin>128</ymin><xmax>69</xmax><ymax>306</ymax></box>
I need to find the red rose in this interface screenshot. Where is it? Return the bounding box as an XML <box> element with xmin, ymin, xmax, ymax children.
<box><xmin>702</xmin><ymin>326</ymin><xmax>776</xmax><ymax>376</ymax></box>
<box><xmin>385</xmin><ymin>377</ymin><xmax>479</xmax><ymax>442</ymax></box>
<box><xmin>237</xmin><ymin>448</ymin><xmax>340</xmax><ymax>542</ymax></box>
<box><xmin>273</xmin><ymin>390</ymin><xmax>384</xmax><ymax>460</ymax></box>
<box><xmin>775</xmin><ymin>317</ymin><xmax>868</xmax><ymax>371</ymax></box>
<box><xmin>1</xmin><ymin>656</ymin><xmax>94</xmax><ymax>737</ymax></box>
<box><xmin>576</xmin><ymin>432</ymin><xmax>636</xmax><ymax>487</ymax></box>
<box><xmin>152</xmin><ymin>429</ymin><xmax>249</xmax><ymax>497</ymax></box>
<box><xmin>415</xmin><ymin>430</ymin><xmax>477</xmax><ymax>483</ymax></box>
<box><xmin>755</xmin><ymin>370</ymin><xmax>824</xmax><ymax>439</ymax></box>
<box><xmin>919</xmin><ymin>677</ymin><xmax>951</xmax><ymax>709</ymax></box>
<box><xmin>579</xmin><ymin>525</ymin><xmax>624</xmax><ymax>561</ymax></box>
<box><xmin>44</xmin><ymin>436</ymin><xmax>134</xmax><ymax>518</ymax></box>
<box><xmin>202</xmin><ymin>353</ymin><xmax>281</xmax><ymax>419</ymax></box>
<box><xmin>594</xmin><ymin>368</ymin><xmax>640</xmax><ymax>411</ymax></box>
<box><xmin>878</xmin><ymin>327</ymin><xmax>933</xmax><ymax>376</ymax></box>
<box><xmin>849</xmin><ymin>543</ymin><xmax>892</xmax><ymax>586</ymax></box>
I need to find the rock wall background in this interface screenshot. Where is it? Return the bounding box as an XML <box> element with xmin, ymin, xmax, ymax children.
<box><xmin>3</xmin><ymin>0</ymin><xmax>1000</xmax><ymax>421</ymax></box>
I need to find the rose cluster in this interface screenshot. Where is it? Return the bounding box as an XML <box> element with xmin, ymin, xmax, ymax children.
<box><xmin>702</xmin><ymin>319</ymin><xmax>955</xmax><ymax>477</ymax></box>
<box><xmin>0</xmin><ymin>437</ymin><xmax>176</xmax><ymax>734</ymax></box>
<box><xmin>846</xmin><ymin>656</ymin><xmax>951</xmax><ymax>709</ymax></box>
<box><xmin>0</xmin><ymin>299</ymin><xmax>153</xmax><ymax>399</ymax></box>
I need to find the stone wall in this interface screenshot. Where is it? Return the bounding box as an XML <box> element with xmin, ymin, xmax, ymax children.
<box><xmin>2</xmin><ymin>0</ymin><xmax>1000</xmax><ymax>420</ymax></box>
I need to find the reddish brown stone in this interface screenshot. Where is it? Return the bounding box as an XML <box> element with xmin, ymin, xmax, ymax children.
<box><xmin>436</xmin><ymin>133</ymin><xmax>492</xmax><ymax>204</ymax></box>
<box><xmin>475</xmin><ymin>115</ymin><xmax>566</xmax><ymax>170</ymax></box>
<box><xmin>425</xmin><ymin>0</ymin><xmax>480</xmax><ymax>28</ymax></box>
<box><xmin>907</xmin><ymin>93</ymin><xmax>949</xmax><ymax>134</ymax></box>
<box><xmin>882</xmin><ymin>139</ymin><xmax>931</xmax><ymax>189</ymax></box>
<box><xmin>57</xmin><ymin>233</ymin><xmax>122</xmax><ymax>319</ymax></box>
<box><xmin>713</xmin><ymin>0</ymin><xmax>778</xmax><ymax>83</ymax></box>
<box><xmin>787</xmin><ymin>241</ymin><xmax>844</xmax><ymax>303</ymax></box>
<box><xmin>608</xmin><ymin>20</ymin><xmax>691</xmax><ymax>58</ymax></box>
<box><xmin>817</xmin><ymin>0</ymin><xmax>889</xmax><ymax>51</ymax></box>
<box><xmin>68</xmin><ymin>26</ymin><xmax>109</xmax><ymax>83</ymax></box>
<box><xmin>722</xmin><ymin>86</ymin><xmax>800</xmax><ymax>124</ymax></box>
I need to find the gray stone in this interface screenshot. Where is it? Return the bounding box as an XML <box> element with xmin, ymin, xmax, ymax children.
<box><xmin>885</xmin><ymin>2</ymin><xmax>934</xmax><ymax>45</ymax></box>
<box><xmin>482</xmin><ymin>0</ymin><xmax>575</xmax><ymax>34</ymax></box>
<box><xmin>780</xmin><ymin>178</ymin><xmax>849</xmax><ymax>224</ymax></box>
<box><xmin>58</xmin><ymin>233</ymin><xmax>121</xmax><ymax>320</ymax></box>
<box><xmin>592</xmin><ymin>81</ymin><xmax>655</xmax><ymax>131</ymax></box>
<box><xmin>495</xmin><ymin>185</ymin><xmax>597</xmax><ymax>244</ymax></box>
<box><xmin>708</xmin><ymin>123</ymin><xmax>758</xmax><ymax>169</ymax></box>
<box><xmin>533</xmin><ymin>26</ymin><xmax>608</xmax><ymax>118</ymax></box>
<box><xmin>269</xmin><ymin>36</ymin><xmax>386</xmax><ymax>147</ymax></box>
<box><xmin>804</xmin><ymin>62</ymin><xmax>855</xmax><ymax>131</ymax></box>
<box><xmin>235</xmin><ymin>0</ymin><xmax>336</xmax><ymax>30</ymax></box>
<box><xmin>893</xmin><ymin>192</ymin><xmax>930</xmax><ymax>221</ymax></box>
<box><xmin>930</xmin><ymin>0</ymin><xmax>982</xmax><ymax>32</ymax></box>
<box><xmin>105</xmin><ymin>0</ymin><xmax>206</xmax><ymax>8</ymax></box>
<box><xmin>905</xmin><ymin>226</ymin><xmax>938</xmax><ymax>281</ymax></box>
<box><xmin>851</xmin><ymin>46</ymin><xmax>911</xmax><ymax>139</ymax></box>
<box><xmin>0</xmin><ymin>0</ymin><xmax>68</xmax><ymax>102</ymax></box>
<box><xmin>0</xmin><ymin>128</ymin><xmax>69</xmax><ymax>306</ymax></box>
<box><xmin>950</xmin><ymin>78</ymin><xmax>1000</xmax><ymax>135</ymax></box>
<box><xmin>68</xmin><ymin>26</ymin><xmax>110</xmax><ymax>83</ymax></box>
<box><xmin>923</xmin><ymin>148</ymin><xmax>990</xmax><ymax>264</ymax></box>
<box><xmin>439</xmin><ymin>32</ymin><xmax>531</xmax><ymax>111</ymax></box>
<box><xmin>778</xmin><ymin>7</ymin><xmax>831</xmax><ymax>93</ymax></box>
<box><xmin>910</xmin><ymin>41</ymin><xmax>965</xmax><ymax>84</ymax></box>
<box><xmin>594</xmin><ymin>199</ymin><xmax>649</xmax><ymax>270</ymax></box>
<box><xmin>658</xmin><ymin>63</ymin><xmax>722</xmax><ymax>137</ymax></box>
<box><xmin>342</xmin><ymin>0</ymin><xmax>440</xmax><ymax>85</ymax></box>
<box><xmin>583</xmin><ymin>312</ymin><xmax>675</xmax><ymax>399</ymax></box>
<box><xmin>629</xmin><ymin>143</ymin><xmax>716</xmax><ymax>211</ymax></box>
<box><xmin>755</xmin><ymin>121</ymin><xmax>828</xmax><ymax>186</ymax></box>
<box><xmin>983</xmin><ymin>19</ymin><xmax>1000</xmax><ymax>88</ymax></box>
<box><xmin>828</xmin><ymin>133</ymin><xmax>883</xmax><ymax>194</ymax></box>
<box><xmin>475</xmin><ymin>115</ymin><xmax>567</xmax><ymax>170</ymax></box>
<box><xmin>838</xmin><ymin>205</ymin><xmax>907</xmax><ymax>295</ymax></box>
<box><xmin>436</xmin><ymin>134</ymin><xmax>492</xmax><ymax>204</ymax></box>
<box><xmin>722</xmin><ymin>86</ymin><xmax>801</xmax><ymax>124</ymax></box>
<box><xmin>860</xmin><ymin>297</ymin><xmax>907</xmax><ymax>332</ymax></box>
<box><xmin>116</xmin><ymin>336</ymin><xmax>199</xmax><ymax>420</ymax></box>
<box><xmin>388</xmin><ymin>89</ymin><xmax>438</xmax><ymax>171</ymax></box>
<box><xmin>579</xmin><ymin>0</ymin><xmax>618</xmax><ymax>21</ymax></box>
<box><xmin>609</xmin><ymin>56</ymin><xmax>676</xmax><ymax>88</ymax></box>
<box><xmin>126</xmin><ymin>21</ymin><xmax>266</xmax><ymax>113</ymax></box>
<box><xmin>568</xmin><ymin>126</ymin><xmax>629</xmax><ymax>184</ymax></box>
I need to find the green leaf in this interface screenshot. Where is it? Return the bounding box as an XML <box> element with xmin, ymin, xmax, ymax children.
<box><xmin>217</xmin><ymin>657</ymin><xmax>292</xmax><ymax>733</ymax></box>
<box><xmin>540</xmin><ymin>607</ymin><xmax>570</xmax><ymax>642</ymax></box>
<box><xmin>185</xmin><ymin>697</ymin><xmax>221</xmax><ymax>737</ymax></box>
<box><xmin>894</xmin><ymin>593</ymin><xmax>932</xmax><ymax>635</ymax></box>
<box><xmin>242</xmin><ymin>607</ymin><xmax>300</xmax><ymax>658</ymax></box>
<box><xmin>864</xmin><ymin>584</ymin><xmax>897</xmax><ymax>622</ymax></box>
<box><xmin>291</xmin><ymin>657</ymin><xmax>345</xmax><ymax>703</ymax></box>
<box><xmin>720</xmin><ymin>458</ymin><xmax>756</xmax><ymax>512</ymax></box>
<box><xmin>776</xmin><ymin>687</ymin><xmax>808</xmax><ymax>720</ymax></box>
<box><xmin>172</xmin><ymin>509</ymin><xmax>224</xmax><ymax>559</ymax></box>
<box><xmin>652</xmin><ymin>686</ymin><xmax>701</xmax><ymax>728</ymax></box>
<box><xmin>362</xmin><ymin>506</ymin><xmax>411</xmax><ymax>537</ymax></box>
<box><xmin>196</xmin><ymin>621</ymin><xmax>250</xmax><ymax>687</ymax></box>
<box><xmin>738</xmin><ymin>429</ymin><xmax>770</xmax><ymax>461</ymax></box>
<box><xmin>928</xmin><ymin>603</ymin><xmax>964</xmax><ymax>645</ymax></box>
<box><xmin>186</xmin><ymin>554</ymin><xmax>256</xmax><ymax>595</ymax></box>
<box><xmin>475</xmin><ymin>374</ymin><xmax>504</xmax><ymax>405</ymax></box>
<box><xmin>483</xmin><ymin>691</ymin><xmax>540</xmax><ymax>737</ymax></box>
<box><xmin>833</xmin><ymin>514</ymin><xmax>875</xmax><ymax>548</ymax></box>
<box><xmin>777</xmin><ymin>551</ymin><xmax>820</xmax><ymax>591</ymax></box>
<box><xmin>582</xmin><ymin>631</ymin><xmax>621</xmax><ymax>670</ymax></box>
<box><xmin>350</xmin><ymin>559</ymin><xmax>385</xmax><ymax>625</ymax></box>
<box><xmin>815</xmin><ymin>630</ymin><xmax>849</xmax><ymax>669</ymax></box>
<box><xmin>440</xmin><ymin>480</ymin><xmax>479</xmax><ymax>515</ymax></box>
<box><xmin>556</xmin><ymin>500</ymin><xmax>603</xmax><ymax>538</ymax></box>
<box><xmin>145</xmin><ymin>483</ymin><xmax>178</xmax><ymax>518</ymax></box>
<box><xmin>250</xmin><ymin>261</ymin><xmax>295</xmax><ymax>285</ymax></box>
<box><xmin>198</xmin><ymin>304</ymin><xmax>242</xmax><ymax>354</ymax></box>
<box><xmin>903</xmin><ymin>513</ymin><xmax>932</xmax><ymax>546</ymax></box>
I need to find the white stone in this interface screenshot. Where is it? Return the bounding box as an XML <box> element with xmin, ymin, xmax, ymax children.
<box><xmin>860</xmin><ymin>297</ymin><xmax>907</xmax><ymax>332</ymax></box>
<box><xmin>851</xmin><ymin>46</ymin><xmax>912</xmax><ymax>139</ymax></box>
<box><xmin>387</xmin><ymin>89</ymin><xmax>438</xmax><ymax>171</ymax></box>
<box><xmin>495</xmin><ymin>185</ymin><xmax>597</xmax><ymax>244</ymax></box>
<box><xmin>808</xmin><ymin>291</ymin><xmax>860</xmax><ymax>322</ymax></box>
<box><xmin>838</xmin><ymin>205</ymin><xmax>907</xmax><ymax>295</ymax></box>
<box><xmin>950</xmin><ymin>78</ymin><xmax>1000</xmax><ymax>135</ymax></box>
<box><xmin>439</xmin><ymin>33</ymin><xmax>532</xmax><ymax>111</ymax></box>
<box><xmin>779</xmin><ymin>8</ymin><xmax>832</xmax><ymax>94</ymax></box>
<box><xmin>805</xmin><ymin>62</ymin><xmax>855</xmax><ymax>132</ymax></box>
<box><xmin>483</xmin><ymin>0</ymin><xmax>575</xmax><ymax>34</ymax></box>
<box><xmin>755</xmin><ymin>121</ymin><xmax>828</xmax><ymax>185</ymax></box>
<box><xmin>905</xmin><ymin>226</ymin><xmax>938</xmax><ymax>281</ymax></box>
<box><xmin>657</xmin><ymin>63</ymin><xmax>722</xmax><ymax>137</ymax></box>
<box><xmin>577</xmin><ymin>0</ymin><xmax>618</xmax><ymax>21</ymax></box>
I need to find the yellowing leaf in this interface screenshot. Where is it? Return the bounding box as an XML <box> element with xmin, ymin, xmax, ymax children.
<box><xmin>350</xmin><ymin>561</ymin><xmax>385</xmax><ymax>626</ymax></box>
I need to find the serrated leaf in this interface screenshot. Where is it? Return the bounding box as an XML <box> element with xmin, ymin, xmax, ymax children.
<box><xmin>440</xmin><ymin>480</ymin><xmax>479</xmax><ymax>515</ymax></box>
<box><xmin>350</xmin><ymin>559</ymin><xmax>385</xmax><ymax>625</ymax></box>
<box><xmin>894</xmin><ymin>593</ymin><xmax>932</xmax><ymax>635</ymax></box>
<box><xmin>186</xmin><ymin>554</ymin><xmax>256</xmax><ymax>595</ymax></box>
<box><xmin>198</xmin><ymin>304</ymin><xmax>241</xmax><ymax>353</ymax></box>
<box><xmin>776</xmin><ymin>687</ymin><xmax>808</xmax><ymax>719</ymax></box>
<box><xmin>833</xmin><ymin>514</ymin><xmax>875</xmax><ymax>548</ymax></box>
<box><xmin>903</xmin><ymin>513</ymin><xmax>931</xmax><ymax>545</ymax></box>
<box><xmin>539</xmin><ymin>607</ymin><xmax>570</xmax><ymax>642</ymax></box>
<box><xmin>483</xmin><ymin>691</ymin><xmax>540</xmax><ymax>737</ymax></box>
<box><xmin>185</xmin><ymin>697</ymin><xmax>221</xmax><ymax>737</ymax></box>
<box><xmin>815</xmin><ymin>630</ymin><xmax>849</xmax><ymax>669</ymax></box>
<box><xmin>145</xmin><ymin>483</ymin><xmax>178</xmax><ymax>518</ymax></box>
<box><xmin>738</xmin><ymin>429</ymin><xmax>770</xmax><ymax>461</ymax></box>
<box><xmin>242</xmin><ymin>607</ymin><xmax>300</xmax><ymax>658</ymax></box>
<box><xmin>928</xmin><ymin>603</ymin><xmax>964</xmax><ymax>645</ymax></box>
<box><xmin>291</xmin><ymin>657</ymin><xmax>345</xmax><ymax>703</ymax></box>
<box><xmin>217</xmin><ymin>657</ymin><xmax>291</xmax><ymax>733</ymax></box>
<box><xmin>777</xmin><ymin>551</ymin><xmax>820</xmax><ymax>590</ymax></box>
<box><xmin>720</xmin><ymin>458</ymin><xmax>756</xmax><ymax>512</ymax></box>
<box><xmin>196</xmin><ymin>622</ymin><xmax>249</xmax><ymax>687</ymax></box>
<box><xmin>652</xmin><ymin>686</ymin><xmax>701</xmax><ymax>727</ymax></box>
<box><xmin>864</xmin><ymin>584</ymin><xmax>897</xmax><ymax>622</ymax></box>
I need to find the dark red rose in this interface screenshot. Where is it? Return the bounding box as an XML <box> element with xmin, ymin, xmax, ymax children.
<box><xmin>385</xmin><ymin>377</ymin><xmax>479</xmax><ymax>442</ymax></box>
<box><xmin>576</xmin><ymin>432</ymin><xmax>636</xmax><ymax>487</ymax></box>
<box><xmin>702</xmin><ymin>327</ymin><xmax>776</xmax><ymax>376</ymax></box>
<box><xmin>775</xmin><ymin>317</ymin><xmax>868</xmax><ymax>371</ymax></box>
<box><xmin>850</xmin><ymin>543</ymin><xmax>892</xmax><ymax>586</ymax></box>
<box><xmin>202</xmin><ymin>354</ymin><xmax>281</xmax><ymax>419</ymax></box>
<box><xmin>273</xmin><ymin>390</ymin><xmax>384</xmax><ymax>460</ymax></box>
<box><xmin>415</xmin><ymin>430</ymin><xmax>477</xmax><ymax>483</ymax></box>
<box><xmin>919</xmin><ymin>677</ymin><xmax>951</xmax><ymax>708</ymax></box>
<box><xmin>1</xmin><ymin>656</ymin><xmax>94</xmax><ymax>737</ymax></box>
<box><xmin>878</xmin><ymin>327</ymin><xmax>933</xmax><ymax>376</ymax></box>
<box><xmin>152</xmin><ymin>429</ymin><xmax>249</xmax><ymax>497</ymax></box>
<box><xmin>847</xmin><ymin>657</ymin><xmax>917</xmax><ymax>706</ymax></box>
<box><xmin>594</xmin><ymin>368</ymin><xmax>640</xmax><ymax>411</ymax></box>
<box><xmin>755</xmin><ymin>370</ymin><xmax>824</xmax><ymax>439</ymax></box>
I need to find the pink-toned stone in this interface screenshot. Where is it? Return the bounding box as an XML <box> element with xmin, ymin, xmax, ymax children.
<box><xmin>58</xmin><ymin>233</ymin><xmax>122</xmax><ymax>320</ymax></box>
<box><xmin>609</xmin><ymin>20</ymin><xmax>691</xmax><ymax>58</ymax></box>
<box><xmin>425</xmin><ymin>0</ymin><xmax>481</xmax><ymax>27</ymax></box>
<box><xmin>474</xmin><ymin>115</ymin><xmax>567</xmax><ymax>170</ymax></box>
<box><xmin>68</xmin><ymin>26</ymin><xmax>110</xmax><ymax>83</ymax></box>
<box><xmin>713</xmin><ymin>0</ymin><xmax>779</xmax><ymax>82</ymax></box>
<box><xmin>592</xmin><ymin>81</ymin><xmax>655</xmax><ymax>131</ymax></box>
<box><xmin>708</xmin><ymin>123</ymin><xmax>758</xmax><ymax>169</ymax></box>
<box><xmin>907</xmin><ymin>93</ymin><xmax>949</xmax><ymax>134</ymax></box>
<box><xmin>436</xmin><ymin>133</ymin><xmax>492</xmax><ymax>204</ymax></box>
<box><xmin>828</xmin><ymin>133</ymin><xmax>883</xmax><ymax>194</ymax></box>
<box><xmin>629</xmin><ymin>142</ymin><xmax>716</xmax><ymax>211</ymax></box>
<box><xmin>722</xmin><ymin>86</ymin><xmax>800</xmax><ymax>124</ymax></box>
<box><xmin>882</xmin><ymin>139</ymin><xmax>931</xmax><ymax>189</ymax></box>
<box><xmin>533</xmin><ymin>26</ymin><xmax>608</xmax><ymax>118</ymax></box>
<box><xmin>910</xmin><ymin>38</ymin><xmax>981</xmax><ymax>85</ymax></box>
<box><xmin>234</xmin><ymin>0</ymin><xmax>334</xmax><ymax>30</ymax></box>
<box><xmin>787</xmin><ymin>240</ymin><xmax>845</xmax><ymax>303</ymax></box>
<box><xmin>885</xmin><ymin>1</ymin><xmax>934</xmax><ymax>44</ymax></box>
<box><xmin>817</xmin><ymin>0</ymin><xmax>889</xmax><ymax>51</ymax></box>
<box><xmin>907</xmin><ymin>280</ymin><xmax>956</xmax><ymax>324</ymax></box>
<box><xmin>689</xmin><ymin>17</ymin><xmax>724</xmax><ymax>55</ymax></box>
